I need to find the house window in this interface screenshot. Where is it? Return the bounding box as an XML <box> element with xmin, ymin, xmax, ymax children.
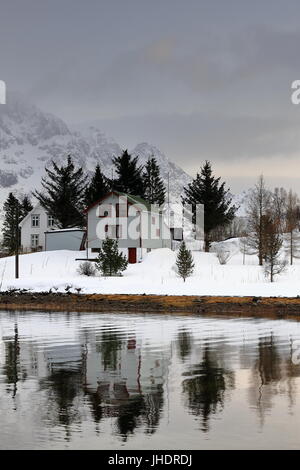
<box><xmin>31</xmin><ymin>214</ymin><xmax>40</xmax><ymax>227</ymax></box>
<box><xmin>31</xmin><ymin>234</ymin><xmax>39</xmax><ymax>248</ymax></box>
<box><xmin>47</xmin><ymin>214</ymin><xmax>55</xmax><ymax>227</ymax></box>
<box><xmin>105</xmin><ymin>225</ymin><xmax>113</xmax><ymax>238</ymax></box>
<box><xmin>156</xmin><ymin>228</ymin><xmax>160</xmax><ymax>237</ymax></box>
<box><xmin>116</xmin><ymin>225</ymin><xmax>122</xmax><ymax>239</ymax></box>
<box><xmin>152</xmin><ymin>216</ymin><xmax>156</xmax><ymax>225</ymax></box>
<box><xmin>119</xmin><ymin>203</ymin><xmax>127</xmax><ymax>217</ymax></box>
<box><xmin>99</xmin><ymin>204</ymin><xmax>111</xmax><ymax>217</ymax></box>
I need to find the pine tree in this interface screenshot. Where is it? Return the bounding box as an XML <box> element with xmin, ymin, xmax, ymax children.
<box><xmin>2</xmin><ymin>193</ymin><xmax>22</xmax><ymax>254</ymax></box>
<box><xmin>20</xmin><ymin>195</ymin><xmax>33</xmax><ymax>218</ymax></box>
<box><xmin>34</xmin><ymin>155</ymin><xmax>88</xmax><ymax>228</ymax></box>
<box><xmin>85</xmin><ymin>164</ymin><xmax>109</xmax><ymax>207</ymax></box>
<box><xmin>143</xmin><ymin>156</ymin><xmax>166</xmax><ymax>205</ymax></box>
<box><xmin>96</xmin><ymin>238</ymin><xmax>128</xmax><ymax>276</ymax></box>
<box><xmin>176</xmin><ymin>241</ymin><xmax>194</xmax><ymax>282</ymax></box>
<box><xmin>183</xmin><ymin>161</ymin><xmax>236</xmax><ymax>252</ymax></box>
<box><xmin>112</xmin><ymin>150</ymin><xmax>144</xmax><ymax>197</ymax></box>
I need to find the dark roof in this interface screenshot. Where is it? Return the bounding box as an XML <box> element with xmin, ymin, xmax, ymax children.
<box><xmin>85</xmin><ymin>191</ymin><xmax>160</xmax><ymax>213</ymax></box>
<box><xmin>119</xmin><ymin>192</ymin><xmax>153</xmax><ymax>211</ymax></box>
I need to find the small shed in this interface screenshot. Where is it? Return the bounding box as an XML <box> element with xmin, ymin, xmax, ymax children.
<box><xmin>45</xmin><ymin>228</ymin><xmax>86</xmax><ymax>252</ymax></box>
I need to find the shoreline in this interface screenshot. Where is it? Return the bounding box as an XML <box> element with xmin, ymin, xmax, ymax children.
<box><xmin>1</xmin><ymin>292</ymin><xmax>300</xmax><ymax>319</ymax></box>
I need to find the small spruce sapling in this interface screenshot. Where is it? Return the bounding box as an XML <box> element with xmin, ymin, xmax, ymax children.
<box><xmin>96</xmin><ymin>238</ymin><xmax>128</xmax><ymax>276</ymax></box>
<box><xmin>176</xmin><ymin>241</ymin><xmax>195</xmax><ymax>282</ymax></box>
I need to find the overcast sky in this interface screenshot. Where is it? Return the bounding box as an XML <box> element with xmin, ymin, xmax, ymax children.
<box><xmin>1</xmin><ymin>0</ymin><xmax>300</xmax><ymax>192</ymax></box>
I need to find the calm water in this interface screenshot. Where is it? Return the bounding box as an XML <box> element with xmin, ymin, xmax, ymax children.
<box><xmin>0</xmin><ymin>311</ymin><xmax>300</xmax><ymax>449</ymax></box>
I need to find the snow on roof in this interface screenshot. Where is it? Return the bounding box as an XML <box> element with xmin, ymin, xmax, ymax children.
<box><xmin>45</xmin><ymin>228</ymin><xmax>85</xmax><ymax>234</ymax></box>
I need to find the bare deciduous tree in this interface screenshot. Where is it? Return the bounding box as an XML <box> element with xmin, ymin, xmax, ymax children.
<box><xmin>284</xmin><ymin>189</ymin><xmax>300</xmax><ymax>265</ymax></box>
<box><xmin>239</xmin><ymin>231</ymin><xmax>255</xmax><ymax>265</ymax></box>
<box><xmin>272</xmin><ymin>187</ymin><xmax>288</xmax><ymax>233</ymax></box>
<box><xmin>263</xmin><ymin>214</ymin><xmax>286</xmax><ymax>282</ymax></box>
<box><xmin>210</xmin><ymin>216</ymin><xmax>248</xmax><ymax>242</ymax></box>
<box><xmin>246</xmin><ymin>175</ymin><xmax>271</xmax><ymax>266</ymax></box>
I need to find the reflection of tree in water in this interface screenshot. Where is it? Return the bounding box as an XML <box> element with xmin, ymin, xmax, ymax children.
<box><xmin>177</xmin><ymin>329</ymin><xmax>192</xmax><ymax>362</ymax></box>
<box><xmin>4</xmin><ymin>323</ymin><xmax>26</xmax><ymax>402</ymax></box>
<box><xmin>182</xmin><ymin>344</ymin><xmax>235</xmax><ymax>432</ymax></box>
<box><xmin>86</xmin><ymin>388</ymin><xmax>103</xmax><ymax>425</ymax></box>
<box><xmin>96</xmin><ymin>328</ymin><xmax>122</xmax><ymax>370</ymax></box>
<box><xmin>43</xmin><ymin>369</ymin><xmax>82</xmax><ymax>427</ymax></box>
<box><xmin>110</xmin><ymin>386</ymin><xmax>164</xmax><ymax>441</ymax></box>
<box><xmin>248</xmin><ymin>334</ymin><xmax>300</xmax><ymax>423</ymax></box>
<box><xmin>144</xmin><ymin>385</ymin><xmax>164</xmax><ymax>435</ymax></box>
<box><xmin>248</xmin><ymin>335</ymin><xmax>282</xmax><ymax>423</ymax></box>
<box><xmin>285</xmin><ymin>338</ymin><xmax>300</xmax><ymax>408</ymax></box>
<box><xmin>257</xmin><ymin>335</ymin><xmax>281</xmax><ymax>385</ymax></box>
<box><xmin>116</xmin><ymin>394</ymin><xmax>146</xmax><ymax>438</ymax></box>
<box><xmin>85</xmin><ymin>386</ymin><xmax>159</xmax><ymax>440</ymax></box>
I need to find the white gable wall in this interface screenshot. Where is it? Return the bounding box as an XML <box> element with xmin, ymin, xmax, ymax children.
<box><xmin>20</xmin><ymin>204</ymin><xmax>57</xmax><ymax>252</ymax></box>
<box><xmin>87</xmin><ymin>193</ymin><xmax>172</xmax><ymax>261</ymax></box>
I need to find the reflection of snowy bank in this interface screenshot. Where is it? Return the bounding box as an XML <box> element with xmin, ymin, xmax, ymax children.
<box><xmin>1</xmin><ymin>311</ymin><xmax>300</xmax><ymax>449</ymax></box>
<box><xmin>0</xmin><ymin>331</ymin><xmax>4</xmax><ymax>369</ymax></box>
<box><xmin>1</xmin><ymin>312</ymin><xmax>300</xmax><ymax>387</ymax></box>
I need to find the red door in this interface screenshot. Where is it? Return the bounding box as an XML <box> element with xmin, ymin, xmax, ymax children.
<box><xmin>128</xmin><ymin>248</ymin><xmax>137</xmax><ymax>264</ymax></box>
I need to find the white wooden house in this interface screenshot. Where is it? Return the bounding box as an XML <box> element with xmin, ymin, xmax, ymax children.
<box><xmin>20</xmin><ymin>192</ymin><xmax>174</xmax><ymax>259</ymax></box>
<box><xmin>20</xmin><ymin>204</ymin><xmax>86</xmax><ymax>253</ymax></box>
<box><xmin>19</xmin><ymin>203</ymin><xmax>57</xmax><ymax>252</ymax></box>
<box><xmin>85</xmin><ymin>191</ymin><xmax>172</xmax><ymax>263</ymax></box>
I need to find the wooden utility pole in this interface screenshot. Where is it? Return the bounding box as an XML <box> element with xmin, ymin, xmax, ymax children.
<box><xmin>15</xmin><ymin>204</ymin><xmax>19</xmax><ymax>279</ymax></box>
<box><xmin>167</xmin><ymin>171</ymin><xmax>170</xmax><ymax>228</ymax></box>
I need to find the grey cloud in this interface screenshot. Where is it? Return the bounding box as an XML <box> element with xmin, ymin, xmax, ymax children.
<box><xmin>90</xmin><ymin>111</ymin><xmax>299</xmax><ymax>163</ymax></box>
<box><xmin>1</xmin><ymin>0</ymin><xmax>300</xmax><ymax>193</ymax></box>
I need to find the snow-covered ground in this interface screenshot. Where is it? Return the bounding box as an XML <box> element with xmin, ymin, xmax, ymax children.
<box><xmin>0</xmin><ymin>238</ymin><xmax>300</xmax><ymax>297</ymax></box>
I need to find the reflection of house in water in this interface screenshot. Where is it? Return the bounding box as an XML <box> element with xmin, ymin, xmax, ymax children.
<box><xmin>0</xmin><ymin>333</ymin><xmax>5</xmax><ymax>368</ymax></box>
<box><xmin>43</xmin><ymin>344</ymin><xmax>84</xmax><ymax>372</ymax></box>
<box><xmin>2</xmin><ymin>316</ymin><xmax>300</xmax><ymax>447</ymax></box>
<box><xmin>81</xmin><ymin>328</ymin><xmax>169</xmax><ymax>436</ymax></box>
<box><xmin>1</xmin><ymin>322</ymin><xmax>170</xmax><ymax>439</ymax></box>
<box><xmin>84</xmin><ymin>329</ymin><xmax>169</xmax><ymax>399</ymax></box>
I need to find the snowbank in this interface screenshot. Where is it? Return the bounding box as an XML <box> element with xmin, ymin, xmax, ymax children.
<box><xmin>1</xmin><ymin>241</ymin><xmax>300</xmax><ymax>298</ymax></box>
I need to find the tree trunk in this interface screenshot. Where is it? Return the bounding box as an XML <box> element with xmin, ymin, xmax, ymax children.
<box><xmin>270</xmin><ymin>269</ymin><xmax>273</xmax><ymax>282</ymax></box>
<box><xmin>204</xmin><ymin>235</ymin><xmax>210</xmax><ymax>252</ymax></box>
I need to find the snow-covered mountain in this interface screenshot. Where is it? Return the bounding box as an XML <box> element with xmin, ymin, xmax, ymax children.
<box><xmin>0</xmin><ymin>93</ymin><xmax>192</xmax><ymax>225</ymax></box>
